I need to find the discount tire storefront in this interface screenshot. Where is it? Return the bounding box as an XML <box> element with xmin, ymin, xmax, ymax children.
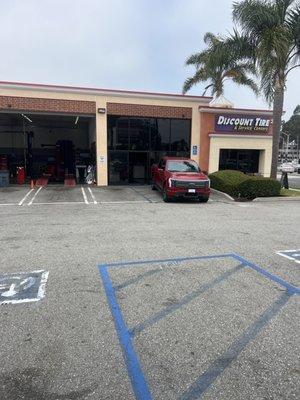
<box><xmin>199</xmin><ymin>107</ymin><xmax>273</xmax><ymax>177</ymax></box>
<box><xmin>0</xmin><ymin>81</ymin><xmax>273</xmax><ymax>186</ymax></box>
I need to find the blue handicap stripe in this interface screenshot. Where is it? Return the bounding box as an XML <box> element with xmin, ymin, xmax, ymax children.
<box><xmin>99</xmin><ymin>265</ymin><xmax>152</xmax><ymax>400</ymax></box>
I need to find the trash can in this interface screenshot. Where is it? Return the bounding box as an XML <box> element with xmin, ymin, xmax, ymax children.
<box><xmin>0</xmin><ymin>170</ymin><xmax>9</xmax><ymax>187</ymax></box>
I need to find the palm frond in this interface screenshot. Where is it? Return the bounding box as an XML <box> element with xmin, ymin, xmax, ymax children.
<box><xmin>226</xmin><ymin>29</ymin><xmax>256</xmax><ymax>61</ymax></box>
<box><xmin>185</xmin><ymin>51</ymin><xmax>208</xmax><ymax>67</ymax></box>
<box><xmin>202</xmin><ymin>84</ymin><xmax>214</xmax><ymax>96</ymax></box>
<box><xmin>286</xmin><ymin>3</ymin><xmax>300</xmax><ymax>60</ymax></box>
<box><xmin>182</xmin><ymin>68</ymin><xmax>210</xmax><ymax>94</ymax></box>
<box><xmin>233</xmin><ymin>0</ymin><xmax>281</xmax><ymax>38</ymax></box>
<box><xmin>260</xmin><ymin>67</ymin><xmax>278</xmax><ymax>103</ymax></box>
<box><xmin>231</xmin><ymin>71</ymin><xmax>260</xmax><ymax>95</ymax></box>
<box><xmin>203</xmin><ymin>32</ymin><xmax>222</xmax><ymax>46</ymax></box>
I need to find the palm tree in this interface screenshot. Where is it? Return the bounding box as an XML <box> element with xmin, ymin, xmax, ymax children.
<box><xmin>182</xmin><ymin>32</ymin><xmax>258</xmax><ymax>96</ymax></box>
<box><xmin>233</xmin><ymin>0</ymin><xmax>300</xmax><ymax>178</ymax></box>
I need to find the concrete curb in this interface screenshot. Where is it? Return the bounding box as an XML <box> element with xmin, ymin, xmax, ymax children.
<box><xmin>211</xmin><ymin>188</ymin><xmax>235</xmax><ymax>201</ymax></box>
<box><xmin>253</xmin><ymin>196</ymin><xmax>300</xmax><ymax>202</ymax></box>
<box><xmin>211</xmin><ymin>188</ymin><xmax>300</xmax><ymax>203</ymax></box>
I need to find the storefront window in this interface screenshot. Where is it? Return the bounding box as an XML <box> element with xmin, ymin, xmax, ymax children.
<box><xmin>107</xmin><ymin>115</ymin><xmax>191</xmax><ymax>184</ymax></box>
<box><xmin>116</xmin><ymin>118</ymin><xmax>129</xmax><ymax>150</ymax></box>
<box><xmin>151</xmin><ymin>119</ymin><xmax>170</xmax><ymax>151</ymax></box>
<box><xmin>129</xmin><ymin>118</ymin><xmax>150</xmax><ymax>150</ymax></box>
<box><xmin>170</xmin><ymin>119</ymin><xmax>190</xmax><ymax>153</ymax></box>
<box><xmin>219</xmin><ymin>149</ymin><xmax>260</xmax><ymax>173</ymax></box>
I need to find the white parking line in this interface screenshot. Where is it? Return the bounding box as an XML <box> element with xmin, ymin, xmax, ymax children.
<box><xmin>88</xmin><ymin>187</ymin><xmax>97</xmax><ymax>204</ymax></box>
<box><xmin>18</xmin><ymin>188</ymin><xmax>35</xmax><ymax>206</ymax></box>
<box><xmin>30</xmin><ymin>201</ymin><xmax>85</xmax><ymax>205</ymax></box>
<box><xmin>81</xmin><ymin>187</ymin><xmax>89</xmax><ymax>204</ymax></box>
<box><xmin>277</xmin><ymin>250</ymin><xmax>300</xmax><ymax>264</ymax></box>
<box><xmin>28</xmin><ymin>187</ymin><xmax>43</xmax><ymax>206</ymax></box>
<box><xmin>100</xmin><ymin>200</ymin><xmax>149</xmax><ymax>204</ymax></box>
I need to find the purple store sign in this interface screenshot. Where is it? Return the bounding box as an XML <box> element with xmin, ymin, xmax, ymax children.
<box><xmin>215</xmin><ymin>115</ymin><xmax>271</xmax><ymax>133</ymax></box>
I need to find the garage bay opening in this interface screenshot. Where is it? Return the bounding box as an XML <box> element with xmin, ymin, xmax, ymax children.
<box><xmin>0</xmin><ymin>113</ymin><xmax>96</xmax><ymax>186</ymax></box>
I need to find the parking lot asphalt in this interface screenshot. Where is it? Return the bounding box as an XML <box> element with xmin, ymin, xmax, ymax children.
<box><xmin>0</xmin><ymin>185</ymin><xmax>299</xmax><ymax>400</ymax></box>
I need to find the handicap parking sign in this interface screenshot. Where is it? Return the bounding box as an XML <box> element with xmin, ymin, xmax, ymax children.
<box><xmin>0</xmin><ymin>270</ymin><xmax>49</xmax><ymax>304</ymax></box>
<box><xmin>277</xmin><ymin>250</ymin><xmax>300</xmax><ymax>264</ymax></box>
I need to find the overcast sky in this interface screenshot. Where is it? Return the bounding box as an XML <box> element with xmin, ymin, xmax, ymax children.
<box><xmin>0</xmin><ymin>0</ymin><xmax>298</xmax><ymax>118</ymax></box>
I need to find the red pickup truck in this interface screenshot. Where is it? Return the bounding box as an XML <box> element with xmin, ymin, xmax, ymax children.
<box><xmin>151</xmin><ymin>157</ymin><xmax>210</xmax><ymax>202</ymax></box>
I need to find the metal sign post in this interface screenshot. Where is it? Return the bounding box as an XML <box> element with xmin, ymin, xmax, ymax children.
<box><xmin>280</xmin><ymin>171</ymin><xmax>289</xmax><ymax>189</ymax></box>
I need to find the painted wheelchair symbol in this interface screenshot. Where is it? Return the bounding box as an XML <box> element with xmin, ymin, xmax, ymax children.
<box><xmin>0</xmin><ymin>276</ymin><xmax>36</xmax><ymax>297</ymax></box>
<box><xmin>0</xmin><ymin>270</ymin><xmax>49</xmax><ymax>305</ymax></box>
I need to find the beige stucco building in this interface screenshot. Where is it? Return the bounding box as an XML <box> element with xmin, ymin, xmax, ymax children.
<box><xmin>0</xmin><ymin>81</ymin><xmax>273</xmax><ymax>185</ymax></box>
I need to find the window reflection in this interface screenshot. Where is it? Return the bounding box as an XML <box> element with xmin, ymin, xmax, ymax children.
<box><xmin>170</xmin><ymin>120</ymin><xmax>190</xmax><ymax>152</ymax></box>
<box><xmin>107</xmin><ymin>116</ymin><xmax>191</xmax><ymax>184</ymax></box>
<box><xmin>151</xmin><ymin>119</ymin><xmax>170</xmax><ymax>151</ymax></box>
<box><xmin>129</xmin><ymin>118</ymin><xmax>150</xmax><ymax>150</ymax></box>
<box><xmin>108</xmin><ymin>116</ymin><xmax>190</xmax><ymax>153</ymax></box>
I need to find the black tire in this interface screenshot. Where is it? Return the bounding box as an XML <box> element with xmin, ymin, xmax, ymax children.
<box><xmin>199</xmin><ymin>196</ymin><xmax>209</xmax><ymax>203</ymax></box>
<box><xmin>162</xmin><ymin>187</ymin><xmax>170</xmax><ymax>202</ymax></box>
<box><xmin>151</xmin><ymin>184</ymin><xmax>157</xmax><ymax>190</ymax></box>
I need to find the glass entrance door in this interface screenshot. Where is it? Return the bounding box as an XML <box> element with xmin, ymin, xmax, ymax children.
<box><xmin>109</xmin><ymin>152</ymin><xmax>129</xmax><ymax>184</ymax></box>
<box><xmin>129</xmin><ymin>152</ymin><xmax>148</xmax><ymax>184</ymax></box>
<box><xmin>108</xmin><ymin>151</ymin><xmax>149</xmax><ymax>185</ymax></box>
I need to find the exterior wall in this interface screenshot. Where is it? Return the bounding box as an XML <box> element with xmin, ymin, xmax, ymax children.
<box><xmin>95</xmin><ymin>99</ymin><xmax>108</xmax><ymax>185</ymax></box>
<box><xmin>200</xmin><ymin>110</ymin><xmax>273</xmax><ymax>177</ymax></box>
<box><xmin>0</xmin><ymin>83</ymin><xmax>274</xmax><ymax>185</ymax></box>
<box><xmin>209</xmin><ymin>135</ymin><xmax>273</xmax><ymax>177</ymax></box>
<box><xmin>199</xmin><ymin>113</ymin><xmax>214</xmax><ymax>173</ymax></box>
<box><xmin>0</xmin><ymin>95</ymin><xmax>95</xmax><ymax>115</ymax></box>
<box><xmin>107</xmin><ymin>102</ymin><xmax>192</xmax><ymax>118</ymax></box>
<box><xmin>0</xmin><ymin>85</ymin><xmax>207</xmax><ymax>185</ymax></box>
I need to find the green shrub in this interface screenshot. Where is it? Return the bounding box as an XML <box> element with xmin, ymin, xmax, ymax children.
<box><xmin>209</xmin><ymin>170</ymin><xmax>281</xmax><ymax>200</ymax></box>
<box><xmin>236</xmin><ymin>177</ymin><xmax>281</xmax><ymax>200</ymax></box>
<box><xmin>209</xmin><ymin>170</ymin><xmax>249</xmax><ymax>197</ymax></box>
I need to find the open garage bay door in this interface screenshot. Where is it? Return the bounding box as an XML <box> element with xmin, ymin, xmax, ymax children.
<box><xmin>0</xmin><ymin>112</ymin><xmax>96</xmax><ymax>185</ymax></box>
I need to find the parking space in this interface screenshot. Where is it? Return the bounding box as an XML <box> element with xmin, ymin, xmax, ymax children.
<box><xmin>0</xmin><ymin>185</ymin><xmax>299</xmax><ymax>400</ymax></box>
<box><xmin>0</xmin><ymin>186</ymin><xmax>34</xmax><ymax>206</ymax></box>
<box><xmin>100</xmin><ymin>254</ymin><xmax>299</xmax><ymax>400</ymax></box>
<box><xmin>32</xmin><ymin>186</ymin><xmax>86</xmax><ymax>205</ymax></box>
<box><xmin>0</xmin><ymin>185</ymin><xmax>234</xmax><ymax>207</ymax></box>
<box><xmin>0</xmin><ymin>185</ymin><xmax>156</xmax><ymax>206</ymax></box>
<box><xmin>90</xmin><ymin>186</ymin><xmax>161</xmax><ymax>204</ymax></box>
